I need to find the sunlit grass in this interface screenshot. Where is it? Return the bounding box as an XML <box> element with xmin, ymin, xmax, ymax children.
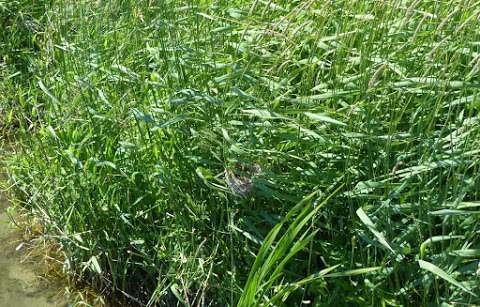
<box><xmin>1</xmin><ymin>0</ymin><xmax>480</xmax><ymax>305</ymax></box>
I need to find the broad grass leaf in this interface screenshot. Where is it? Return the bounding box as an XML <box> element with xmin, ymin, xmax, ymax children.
<box><xmin>428</xmin><ymin>209</ymin><xmax>480</xmax><ymax>216</ymax></box>
<box><xmin>356</xmin><ymin>208</ymin><xmax>395</xmax><ymax>254</ymax></box>
<box><xmin>418</xmin><ymin>260</ymin><xmax>476</xmax><ymax>296</ymax></box>
<box><xmin>38</xmin><ymin>80</ymin><xmax>60</xmax><ymax>104</ymax></box>
<box><xmin>242</xmin><ymin>109</ymin><xmax>287</xmax><ymax>120</ymax></box>
<box><xmin>324</xmin><ymin>266</ymin><xmax>383</xmax><ymax>277</ymax></box>
<box><xmin>89</xmin><ymin>256</ymin><xmax>102</xmax><ymax>274</ymax></box>
<box><xmin>304</xmin><ymin>112</ymin><xmax>347</xmax><ymax>126</ymax></box>
<box><xmin>450</xmin><ymin>249</ymin><xmax>480</xmax><ymax>258</ymax></box>
<box><xmin>420</xmin><ymin>235</ymin><xmax>465</xmax><ymax>258</ymax></box>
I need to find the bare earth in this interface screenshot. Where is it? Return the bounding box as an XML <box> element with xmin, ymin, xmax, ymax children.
<box><xmin>0</xmin><ymin>182</ymin><xmax>67</xmax><ymax>307</ymax></box>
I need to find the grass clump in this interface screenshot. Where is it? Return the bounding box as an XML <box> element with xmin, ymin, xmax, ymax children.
<box><xmin>2</xmin><ymin>0</ymin><xmax>480</xmax><ymax>305</ymax></box>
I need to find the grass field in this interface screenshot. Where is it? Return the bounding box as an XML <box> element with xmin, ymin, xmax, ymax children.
<box><xmin>1</xmin><ymin>0</ymin><xmax>480</xmax><ymax>306</ymax></box>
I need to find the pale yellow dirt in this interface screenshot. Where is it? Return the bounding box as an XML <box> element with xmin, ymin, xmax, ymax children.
<box><xmin>0</xmin><ymin>171</ymin><xmax>68</xmax><ymax>306</ymax></box>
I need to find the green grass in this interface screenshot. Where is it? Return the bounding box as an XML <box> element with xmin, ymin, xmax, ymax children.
<box><xmin>1</xmin><ymin>0</ymin><xmax>480</xmax><ymax>305</ymax></box>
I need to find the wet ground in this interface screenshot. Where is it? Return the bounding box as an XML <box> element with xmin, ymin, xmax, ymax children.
<box><xmin>0</xmin><ymin>172</ymin><xmax>68</xmax><ymax>306</ymax></box>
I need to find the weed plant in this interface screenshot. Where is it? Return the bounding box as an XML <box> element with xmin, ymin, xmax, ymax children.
<box><xmin>1</xmin><ymin>0</ymin><xmax>480</xmax><ymax>306</ymax></box>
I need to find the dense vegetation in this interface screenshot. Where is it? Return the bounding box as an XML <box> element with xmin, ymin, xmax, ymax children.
<box><xmin>2</xmin><ymin>0</ymin><xmax>480</xmax><ymax>306</ymax></box>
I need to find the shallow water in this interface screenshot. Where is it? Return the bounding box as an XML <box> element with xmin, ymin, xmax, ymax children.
<box><xmin>0</xmin><ymin>181</ymin><xmax>67</xmax><ymax>306</ymax></box>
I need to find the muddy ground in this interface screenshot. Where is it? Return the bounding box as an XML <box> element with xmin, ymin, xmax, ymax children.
<box><xmin>0</xmin><ymin>167</ymin><xmax>67</xmax><ymax>306</ymax></box>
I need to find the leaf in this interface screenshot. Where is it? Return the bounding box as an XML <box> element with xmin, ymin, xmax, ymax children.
<box><xmin>418</xmin><ymin>260</ymin><xmax>476</xmax><ymax>296</ymax></box>
<box><xmin>450</xmin><ymin>249</ymin><xmax>480</xmax><ymax>258</ymax></box>
<box><xmin>287</xmin><ymin>123</ymin><xmax>325</xmax><ymax>141</ymax></box>
<box><xmin>111</xmin><ymin>64</ymin><xmax>139</xmax><ymax>78</ymax></box>
<box><xmin>156</xmin><ymin>115</ymin><xmax>189</xmax><ymax>129</ymax></box>
<box><xmin>196</xmin><ymin>12</ymin><xmax>216</xmax><ymax>20</ymax></box>
<box><xmin>132</xmin><ymin>108</ymin><xmax>155</xmax><ymax>123</ymax></box>
<box><xmin>170</xmin><ymin>284</ymin><xmax>187</xmax><ymax>305</ymax></box>
<box><xmin>230</xmin><ymin>224</ymin><xmax>263</xmax><ymax>246</ymax></box>
<box><xmin>428</xmin><ymin>209</ymin><xmax>480</xmax><ymax>216</ymax></box>
<box><xmin>47</xmin><ymin>125</ymin><xmax>59</xmax><ymax>140</ymax></box>
<box><xmin>443</xmin><ymin>94</ymin><xmax>478</xmax><ymax>108</ymax></box>
<box><xmin>242</xmin><ymin>109</ymin><xmax>287</xmax><ymax>120</ymax></box>
<box><xmin>393</xmin><ymin>159</ymin><xmax>463</xmax><ymax>179</ymax></box>
<box><xmin>457</xmin><ymin>201</ymin><xmax>480</xmax><ymax>209</ymax></box>
<box><xmin>402</xmin><ymin>77</ymin><xmax>479</xmax><ymax>89</ymax></box>
<box><xmin>96</xmin><ymin>161</ymin><xmax>117</xmax><ymax>169</ymax></box>
<box><xmin>268</xmin><ymin>265</ymin><xmax>342</xmax><ymax>304</ymax></box>
<box><xmin>304</xmin><ymin>112</ymin><xmax>347</xmax><ymax>126</ymax></box>
<box><xmin>354</xmin><ymin>14</ymin><xmax>375</xmax><ymax>21</ymax></box>
<box><xmin>73</xmin><ymin>234</ymin><xmax>84</xmax><ymax>243</ymax></box>
<box><xmin>295</xmin><ymin>264</ymin><xmax>341</xmax><ymax>285</ymax></box>
<box><xmin>38</xmin><ymin>80</ymin><xmax>60</xmax><ymax>104</ymax></box>
<box><xmin>222</xmin><ymin>128</ymin><xmax>232</xmax><ymax>143</ymax></box>
<box><xmin>356</xmin><ymin>208</ymin><xmax>395</xmax><ymax>254</ymax></box>
<box><xmin>287</xmin><ymin>90</ymin><xmax>358</xmax><ymax>103</ymax></box>
<box><xmin>89</xmin><ymin>256</ymin><xmax>102</xmax><ymax>274</ymax></box>
<box><xmin>318</xmin><ymin>30</ymin><xmax>358</xmax><ymax>43</ymax></box>
<box><xmin>420</xmin><ymin>235</ymin><xmax>465</xmax><ymax>258</ymax></box>
<box><xmin>195</xmin><ymin>167</ymin><xmax>214</xmax><ymax>181</ymax></box>
<box><xmin>324</xmin><ymin>266</ymin><xmax>383</xmax><ymax>277</ymax></box>
<box><xmin>238</xmin><ymin>185</ymin><xmax>344</xmax><ymax>307</ymax></box>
